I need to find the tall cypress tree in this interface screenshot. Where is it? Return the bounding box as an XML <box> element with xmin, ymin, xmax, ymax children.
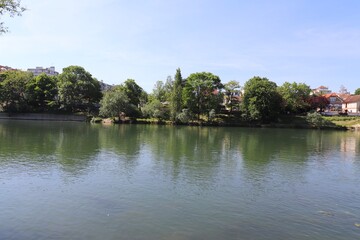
<box><xmin>170</xmin><ymin>68</ymin><xmax>183</xmax><ymax>121</ymax></box>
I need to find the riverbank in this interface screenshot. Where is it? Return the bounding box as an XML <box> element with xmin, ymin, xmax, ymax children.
<box><xmin>0</xmin><ymin>113</ymin><xmax>87</xmax><ymax>122</ymax></box>
<box><xmin>94</xmin><ymin>115</ymin><xmax>350</xmax><ymax>130</ymax></box>
<box><xmin>1</xmin><ymin>113</ymin><xmax>357</xmax><ymax>130</ymax></box>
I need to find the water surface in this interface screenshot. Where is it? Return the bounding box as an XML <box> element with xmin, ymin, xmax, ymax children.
<box><xmin>0</xmin><ymin>120</ymin><xmax>359</xmax><ymax>239</ymax></box>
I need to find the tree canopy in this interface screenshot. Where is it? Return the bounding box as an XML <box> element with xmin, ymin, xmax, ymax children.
<box><xmin>0</xmin><ymin>0</ymin><xmax>26</xmax><ymax>33</ymax></box>
<box><xmin>355</xmin><ymin>88</ymin><xmax>360</xmax><ymax>95</ymax></box>
<box><xmin>242</xmin><ymin>76</ymin><xmax>282</xmax><ymax>122</ymax></box>
<box><xmin>99</xmin><ymin>89</ymin><xmax>135</xmax><ymax>118</ymax></box>
<box><xmin>118</xmin><ymin>79</ymin><xmax>146</xmax><ymax>107</ymax></box>
<box><xmin>183</xmin><ymin>72</ymin><xmax>223</xmax><ymax>120</ymax></box>
<box><xmin>224</xmin><ymin>80</ymin><xmax>241</xmax><ymax>112</ymax></box>
<box><xmin>57</xmin><ymin>66</ymin><xmax>102</xmax><ymax>113</ymax></box>
<box><xmin>170</xmin><ymin>68</ymin><xmax>183</xmax><ymax>121</ymax></box>
<box><xmin>26</xmin><ymin>73</ymin><xmax>58</xmax><ymax>112</ymax></box>
<box><xmin>0</xmin><ymin>70</ymin><xmax>32</xmax><ymax>112</ymax></box>
<box><xmin>278</xmin><ymin>82</ymin><xmax>311</xmax><ymax>114</ymax></box>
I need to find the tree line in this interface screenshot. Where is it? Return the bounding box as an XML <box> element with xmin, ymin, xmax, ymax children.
<box><xmin>0</xmin><ymin>65</ymin><xmax>339</xmax><ymax>123</ymax></box>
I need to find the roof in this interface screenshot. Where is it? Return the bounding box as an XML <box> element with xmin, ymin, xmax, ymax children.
<box><xmin>317</xmin><ymin>86</ymin><xmax>328</xmax><ymax>89</ymax></box>
<box><xmin>338</xmin><ymin>94</ymin><xmax>351</xmax><ymax>101</ymax></box>
<box><xmin>343</xmin><ymin>95</ymin><xmax>360</xmax><ymax>103</ymax></box>
<box><xmin>323</xmin><ymin>93</ymin><xmax>338</xmax><ymax>98</ymax></box>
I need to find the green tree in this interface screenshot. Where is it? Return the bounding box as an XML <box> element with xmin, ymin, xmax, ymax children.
<box><xmin>170</xmin><ymin>68</ymin><xmax>183</xmax><ymax>121</ymax></box>
<box><xmin>151</xmin><ymin>80</ymin><xmax>167</xmax><ymax>102</ymax></box>
<box><xmin>141</xmin><ymin>99</ymin><xmax>169</xmax><ymax>121</ymax></box>
<box><xmin>119</xmin><ymin>79</ymin><xmax>145</xmax><ymax>107</ymax></box>
<box><xmin>99</xmin><ymin>89</ymin><xmax>136</xmax><ymax>118</ymax></box>
<box><xmin>224</xmin><ymin>80</ymin><xmax>241</xmax><ymax>113</ymax></box>
<box><xmin>26</xmin><ymin>73</ymin><xmax>58</xmax><ymax>112</ymax></box>
<box><xmin>242</xmin><ymin>76</ymin><xmax>282</xmax><ymax>122</ymax></box>
<box><xmin>57</xmin><ymin>66</ymin><xmax>102</xmax><ymax>113</ymax></box>
<box><xmin>355</xmin><ymin>88</ymin><xmax>360</xmax><ymax>95</ymax></box>
<box><xmin>182</xmin><ymin>72</ymin><xmax>223</xmax><ymax>121</ymax></box>
<box><xmin>278</xmin><ymin>82</ymin><xmax>311</xmax><ymax>114</ymax></box>
<box><xmin>0</xmin><ymin>70</ymin><xmax>32</xmax><ymax>112</ymax></box>
<box><xmin>0</xmin><ymin>0</ymin><xmax>26</xmax><ymax>33</ymax></box>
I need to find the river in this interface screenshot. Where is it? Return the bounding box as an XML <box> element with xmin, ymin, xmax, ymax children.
<box><xmin>0</xmin><ymin>120</ymin><xmax>359</xmax><ymax>240</ymax></box>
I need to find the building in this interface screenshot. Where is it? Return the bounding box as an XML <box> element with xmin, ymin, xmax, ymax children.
<box><xmin>323</xmin><ymin>93</ymin><xmax>344</xmax><ymax>111</ymax></box>
<box><xmin>27</xmin><ymin>66</ymin><xmax>59</xmax><ymax>76</ymax></box>
<box><xmin>342</xmin><ymin>95</ymin><xmax>360</xmax><ymax>114</ymax></box>
<box><xmin>312</xmin><ymin>86</ymin><xmax>332</xmax><ymax>95</ymax></box>
<box><xmin>0</xmin><ymin>65</ymin><xmax>17</xmax><ymax>72</ymax></box>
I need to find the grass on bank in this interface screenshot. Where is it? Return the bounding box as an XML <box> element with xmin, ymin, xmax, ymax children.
<box><xmin>323</xmin><ymin>116</ymin><xmax>360</xmax><ymax>128</ymax></box>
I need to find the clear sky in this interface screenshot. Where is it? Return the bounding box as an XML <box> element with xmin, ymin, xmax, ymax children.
<box><xmin>1</xmin><ymin>0</ymin><xmax>360</xmax><ymax>93</ymax></box>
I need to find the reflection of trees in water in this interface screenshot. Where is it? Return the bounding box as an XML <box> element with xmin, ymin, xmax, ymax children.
<box><xmin>98</xmin><ymin>124</ymin><xmax>141</xmax><ymax>157</ymax></box>
<box><xmin>139</xmin><ymin>126</ymin><xmax>242</xmax><ymax>187</ymax></box>
<box><xmin>1</xmin><ymin>121</ymin><xmax>359</xmax><ymax>180</ymax></box>
<box><xmin>239</xmin><ymin>129</ymin><xmax>315</xmax><ymax>166</ymax></box>
<box><xmin>97</xmin><ymin>124</ymin><xmax>143</xmax><ymax>174</ymax></box>
<box><xmin>0</xmin><ymin>121</ymin><xmax>101</xmax><ymax>176</ymax></box>
<box><xmin>0</xmin><ymin>121</ymin><xmax>58</xmax><ymax>157</ymax></box>
<box><xmin>55</xmin><ymin>123</ymin><xmax>100</xmax><ymax>175</ymax></box>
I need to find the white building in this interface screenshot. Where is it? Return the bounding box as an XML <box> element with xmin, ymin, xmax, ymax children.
<box><xmin>27</xmin><ymin>66</ymin><xmax>59</xmax><ymax>76</ymax></box>
<box><xmin>342</xmin><ymin>95</ymin><xmax>360</xmax><ymax>113</ymax></box>
<box><xmin>312</xmin><ymin>86</ymin><xmax>332</xmax><ymax>95</ymax></box>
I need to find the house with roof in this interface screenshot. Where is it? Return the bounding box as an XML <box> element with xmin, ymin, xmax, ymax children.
<box><xmin>342</xmin><ymin>95</ymin><xmax>360</xmax><ymax>114</ymax></box>
<box><xmin>323</xmin><ymin>93</ymin><xmax>344</xmax><ymax>111</ymax></box>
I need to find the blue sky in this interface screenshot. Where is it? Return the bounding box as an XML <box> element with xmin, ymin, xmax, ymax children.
<box><xmin>1</xmin><ymin>0</ymin><xmax>360</xmax><ymax>93</ymax></box>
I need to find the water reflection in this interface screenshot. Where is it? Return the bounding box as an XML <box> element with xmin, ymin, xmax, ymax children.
<box><xmin>1</xmin><ymin>121</ymin><xmax>360</xmax><ymax>239</ymax></box>
<box><xmin>0</xmin><ymin>121</ymin><xmax>359</xmax><ymax>177</ymax></box>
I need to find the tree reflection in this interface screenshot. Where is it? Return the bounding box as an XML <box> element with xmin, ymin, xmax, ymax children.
<box><xmin>55</xmin><ymin>123</ymin><xmax>100</xmax><ymax>175</ymax></box>
<box><xmin>0</xmin><ymin>121</ymin><xmax>100</xmax><ymax>176</ymax></box>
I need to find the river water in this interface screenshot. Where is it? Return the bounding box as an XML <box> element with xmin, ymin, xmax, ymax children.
<box><xmin>0</xmin><ymin>120</ymin><xmax>359</xmax><ymax>240</ymax></box>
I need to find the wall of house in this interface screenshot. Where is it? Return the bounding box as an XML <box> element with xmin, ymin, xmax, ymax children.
<box><xmin>343</xmin><ymin>102</ymin><xmax>360</xmax><ymax>113</ymax></box>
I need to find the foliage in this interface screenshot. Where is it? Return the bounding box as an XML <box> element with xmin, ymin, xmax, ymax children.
<box><xmin>0</xmin><ymin>70</ymin><xmax>32</xmax><ymax>112</ymax></box>
<box><xmin>170</xmin><ymin>68</ymin><xmax>183</xmax><ymax>121</ymax></box>
<box><xmin>182</xmin><ymin>72</ymin><xmax>223</xmax><ymax>121</ymax></box>
<box><xmin>223</xmin><ymin>80</ymin><xmax>241</xmax><ymax>112</ymax></box>
<box><xmin>141</xmin><ymin>99</ymin><xmax>169</xmax><ymax>120</ymax></box>
<box><xmin>151</xmin><ymin>80</ymin><xmax>167</xmax><ymax>102</ymax></box>
<box><xmin>176</xmin><ymin>109</ymin><xmax>192</xmax><ymax>123</ymax></box>
<box><xmin>0</xmin><ymin>0</ymin><xmax>26</xmax><ymax>33</ymax></box>
<box><xmin>306</xmin><ymin>112</ymin><xmax>333</xmax><ymax>128</ymax></box>
<box><xmin>150</xmin><ymin>77</ymin><xmax>173</xmax><ymax>103</ymax></box>
<box><xmin>26</xmin><ymin>73</ymin><xmax>58</xmax><ymax>112</ymax></box>
<box><xmin>242</xmin><ymin>76</ymin><xmax>282</xmax><ymax>122</ymax></box>
<box><xmin>99</xmin><ymin>89</ymin><xmax>136</xmax><ymax>118</ymax></box>
<box><xmin>208</xmin><ymin>109</ymin><xmax>216</xmax><ymax>121</ymax></box>
<box><xmin>278</xmin><ymin>82</ymin><xmax>311</xmax><ymax>114</ymax></box>
<box><xmin>57</xmin><ymin>66</ymin><xmax>102</xmax><ymax>113</ymax></box>
<box><xmin>118</xmin><ymin>79</ymin><xmax>146</xmax><ymax>107</ymax></box>
<box><xmin>308</xmin><ymin>95</ymin><xmax>329</xmax><ymax>112</ymax></box>
<box><xmin>355</xmin><ymin>88</ymin><xmax>360</xmax><ymax>95</ymax></box>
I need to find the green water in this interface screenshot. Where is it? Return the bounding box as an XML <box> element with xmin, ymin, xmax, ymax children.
<box><xmin>0</xmin><ymin>120</ymin><xmax>359</xmax><ymax>240</ymax></box>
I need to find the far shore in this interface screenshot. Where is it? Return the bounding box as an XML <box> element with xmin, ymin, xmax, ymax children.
<box><xmin>1</xmin><ymin>113</ymin><xmax>360</xmax><ymax>131</ymax></box>
<box><xmin>0</xmin><ymin>113</ymin><xmax>87</xmax><ymax>122</ymax></box>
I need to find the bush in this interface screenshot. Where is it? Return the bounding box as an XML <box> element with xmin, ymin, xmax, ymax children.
<box><xmin>176</xmin><ymin>109</ymin><xmax>192</xmax><ymax>123</ymax></box>
<box><xmin>306</xmin><ymin>112</ymin><xmax>331</xmax><ymax>128</ymax></box>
